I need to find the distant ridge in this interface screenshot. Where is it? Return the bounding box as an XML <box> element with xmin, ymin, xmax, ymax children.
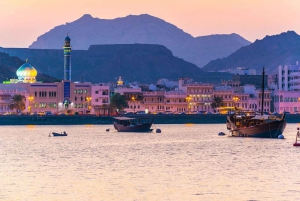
<box><xmin>0</xmin><ymin>44</ymin><xmax>232</xmax><ymax>84</ymax></box>
<box><xmin>29</xmin><ymin>14</ymin><xmax>250</xmax><ymax>67</ymax></box>
<box><xmin>202</xmin><ymin>31</ymin><xmax>300</xmax><ymax>73</ymax></box>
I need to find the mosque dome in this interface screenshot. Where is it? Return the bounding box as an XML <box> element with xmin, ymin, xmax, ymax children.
<box><xmin>16</xmin><ymin>60</ymin><xmax>37</xmax><ymax>83</ymax></box>
<box><xmin>117</xmin><ymin>76</ymin><xmax>124</xmax><ymax>85</ymax></box>
<box><xmin>65</xmin><ymin>35</ymin><xmax>71</xmax><ymax>42</ymax></box>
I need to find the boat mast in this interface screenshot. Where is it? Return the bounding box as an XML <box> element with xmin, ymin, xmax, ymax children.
<box><xmin>261</xmin><ymin>67</ymin><xmax>265</xmax><ymax>115</ymax></box>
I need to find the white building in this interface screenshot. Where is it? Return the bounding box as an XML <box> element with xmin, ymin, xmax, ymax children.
<box><xmin>274</xmin><ymin>62</ymin><xmax>300</xmax><ymax>113</ymax></box>
<box><xmin>278</xmin><ymin>61</ymin><xmax>300</xmax><ymax>91</ymax></box>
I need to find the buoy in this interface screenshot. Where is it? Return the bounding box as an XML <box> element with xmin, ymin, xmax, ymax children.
<box><xmin>278</xmin><ymin>134</ymin><xmax>284</xmax><ymax>139</ymax></box>
<box><xmin>293</xmin><ymin>142</ymin><xmax>300</xmax><ymax>146</ymax></box>
<box><xmin>156</xmin><ymin>129</ymin><xmax>161</xmax><ymax>133</ymax></box>
<box><xmin>218</xmin><ymin>132</ymin><xmax>225</xmax><ymax>136</ymax></box>
<box><xmin>106</xmin><ymin>129</ymin><xmax>110</xmax><ymax>132</ymax></box>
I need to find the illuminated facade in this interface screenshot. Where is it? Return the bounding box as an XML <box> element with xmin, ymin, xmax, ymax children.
<box><xmin>64</xmin><ymin>35</ymin><xmax>71</xmax><ymax>81</ymax></box>
<box><xmin>16</xmin><ymin>60</ymin><xmax>37</xmax><ymax>83</ymax></box>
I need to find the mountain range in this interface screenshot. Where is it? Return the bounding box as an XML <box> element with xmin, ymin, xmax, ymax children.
<box><xmin>29</xmin><ymin>14</ymin><xmax>250</xmax><ymax>68</ymax></box>
<box><xmin>0</xmin><ymin>44</ymin><xmax>232</xmax><ymax>84</ymax></box>
<box><xmin>202</xmin><ymin>31</ymin><xmax>300</xmax><ymax>73</ymax></box>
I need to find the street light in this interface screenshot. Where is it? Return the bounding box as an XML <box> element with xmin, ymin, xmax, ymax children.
<box><xmin>85</xmin><ymin>97</ymin><xmax>92</xmax><ymax>113</ymax></box>
<box><xmin>232</xmin><ymin>96</ymin><xmax>240</xmax><ymax>110</ymax></box>
<box><xmin>28</xmin><ymin>96</ymin><xmax>34</xmax><ymax>113</ymax></box>
<box><xmin>186</xmin><ymin>95</ymin><xmax>192</xmax><ymax>114</ymax></box>
<box><xmin>131</xmin><ymin>96</ymin><xmax>136</xmax><ymax>113</ymax></box>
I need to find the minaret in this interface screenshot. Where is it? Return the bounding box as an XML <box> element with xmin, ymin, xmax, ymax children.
<box><xmin>63</xmin><ymin>34</ymin><xmax>71</xmax><ymax>80</ymax></box>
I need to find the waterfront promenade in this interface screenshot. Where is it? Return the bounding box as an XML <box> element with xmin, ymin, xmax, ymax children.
<box><xmin>0</xmin><ymin>113</ymin><xmax>299</xmax><ymax>125</ymax></box>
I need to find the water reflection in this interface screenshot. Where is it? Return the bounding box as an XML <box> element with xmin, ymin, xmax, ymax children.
<box><xmin>0</xmin><ymin>124</ymin><xmax>299</xmax><ymax>200</ymax></box>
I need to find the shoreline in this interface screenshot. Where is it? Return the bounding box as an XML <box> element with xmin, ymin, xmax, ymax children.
<box><xmin>0</xmin><ymin>114</ymin><xmax>299</xmax><ymax>125</ymax></box>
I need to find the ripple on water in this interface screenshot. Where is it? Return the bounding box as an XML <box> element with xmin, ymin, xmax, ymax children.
<box><xmin>0</xmin><ymin>124</ymin><xmax>299</xmax><ymax>200</ymax></box>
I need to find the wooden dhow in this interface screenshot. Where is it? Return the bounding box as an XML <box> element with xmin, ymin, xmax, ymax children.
<box><xmin>226</xmin><ymin>67</ymin><xmax>287</xmax><ymax>138</ymax></box>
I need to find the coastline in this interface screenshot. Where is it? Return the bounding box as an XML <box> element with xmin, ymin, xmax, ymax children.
<box><xmin>0</xmin><ymin>114</ymin><xmax>299</xmax><ymax>125</ymax></box>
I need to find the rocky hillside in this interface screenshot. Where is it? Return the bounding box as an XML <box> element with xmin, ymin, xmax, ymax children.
<box><xmin>29</xmin><ymin>14</ymin><xmax>250</xmax><ymax>67</ymax></box>
<box><xmin>0</xmin><ymin>52</ymin><xmax>58</xmax><ymax>82</ymax></box>
<box><xmin>202</xmin><ymin>31</ymin><xmax>300</xmax><ymax>73</ymax></box>
<box><xmin>0</xmin><ymin>44</ymin><xmax>232</xmax><ymax>84</ymax></box>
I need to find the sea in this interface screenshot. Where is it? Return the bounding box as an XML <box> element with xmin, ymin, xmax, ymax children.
<box><xmin>0</xmin><ymin>123</ymin><xmax>299</xmax><ymax>201</ymax></box>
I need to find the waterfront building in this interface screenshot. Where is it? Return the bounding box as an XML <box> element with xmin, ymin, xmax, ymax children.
<box><xmin>278</xmin><ymin>61</ymin><xmax>300</xmax><ymax>91</ymax></box>
<box><xmin>164</xmin><ymin>90</ymin><xmax>187</xmax><ymax>113</ymax></box>
<box><xmin>114</xmin><ymin>84</ymin><xmax>143</xmax><ymax>113</ymax></box>
<box><xmin>273</xmin><ymin>91</ymin><xmax>300</xmax><ymax>113</ymax></box>
<box><xmin>272</xmin><ymin>62</ymin><xmax>300</xmax><ymax>113</ymax></box>
<box><xmin>212</xmin><ymin>84</ymin><xmax>271</xmax><ymax>112</ymax></box>
<box><xmin>179</xmin><ymin>78</ymin><xmax>214</xmax><ymax>112</ymax></box>
<box><xmin>142</xmin><ymin>90</ymin><xmax>187</xmax><ymax>114</ymax></box>
<box><xmin>91</xmin><ymin>84</ymin><xmax>110</xmax><ymax>115</ymax></box>
<box><xmin>213</xmin><ymin>89</ymin><xmax>235</xmax><ymax>107</ymax></box>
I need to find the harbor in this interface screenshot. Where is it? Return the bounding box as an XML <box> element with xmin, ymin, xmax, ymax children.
<box><xmin>0</xmin><ymin>123</ymin><xmax>299</xmax><ymax>201</ymax></box>
<box><xmin>0</xmin><ymin>113</ymin><xmax>300</xmax><ymax>125</ymax></box>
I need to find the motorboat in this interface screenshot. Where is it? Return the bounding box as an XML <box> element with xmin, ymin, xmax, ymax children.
<box><xmin>52</xmin><ymin>131</ymin><xmax>68</xmax><ymax>136</ymax></box>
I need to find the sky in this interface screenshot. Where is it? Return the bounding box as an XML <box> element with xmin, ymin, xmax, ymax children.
<box><xmin>0</xmin><ymin>0</ymin><xmax>300</xmax><ymax>48</ymax></box>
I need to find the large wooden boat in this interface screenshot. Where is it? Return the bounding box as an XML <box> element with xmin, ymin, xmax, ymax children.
<box><xmin>226</xmin><ymin>67</ymin><xmax>287</xmax><ymax>138</ymax></box>
<box><xmin>113</xmin><ymin>117</ymin><xmax>154</xmax><ymax>132</ymax></box>
<box><xmin>227</xmin><ymin>112</ymin><xmax>286</xmax><ymax>138</ymax></box>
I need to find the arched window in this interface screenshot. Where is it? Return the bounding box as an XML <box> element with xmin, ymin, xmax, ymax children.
<box><xmin>280</xmin><ymin>95</ymin><xmax>283</xmax><ymax>102</ymax></box>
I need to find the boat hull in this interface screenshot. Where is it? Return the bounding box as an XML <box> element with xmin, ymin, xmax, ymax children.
<box><xmin>230</xmin><ymin>120</ymin><xmax>286</xmax><ymax>138</ymax></box>
<box><xmin>52</xmin><ymin>132</ymin><xmax>68</xmax><ymax>136</ymax></box>
<box><xmin>113</xmin><ymin>122</ymin><xmax>153</xmax><ymax>132</ymax></box>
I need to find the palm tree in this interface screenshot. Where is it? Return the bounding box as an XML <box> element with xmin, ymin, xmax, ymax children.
<box><xmin>110</xmin><ymin>93</ymin><xmax>128</xmax><ymax>114</ymax></box>
<box><xmin>9</xmin><ymin>94</ymin><xmax>26</xmax><ymax>113</ymax></box>
<box><xmin>211</xmin><ymin>96</ymin><xmax>225</xmax><ymax>109</ymax></box>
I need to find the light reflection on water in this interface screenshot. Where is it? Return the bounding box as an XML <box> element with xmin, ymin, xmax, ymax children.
<box><xmin>0</xmin><ymin>124</ymin><xmax>300</xmax><ymax>200</ymax></box>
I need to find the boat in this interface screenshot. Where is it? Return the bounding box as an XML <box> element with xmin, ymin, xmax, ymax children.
<box><xmin>52</xmin><ymin>131</ymin><xmax>68</xmax><ymax>136</ymax></box>
<box><xmin>226</xmin><ymin>67</ymin><xmax>287</xmax><ymax>138</ymax></box>
<box><xmin>113</xmin><ymin>117</ymin><xmax>154</xmax><ymax>132</ymax></box>
<box><xmin>293</xmin><ymin>128</ymin><xmax>300</xmax><ymax>146</ymax></box>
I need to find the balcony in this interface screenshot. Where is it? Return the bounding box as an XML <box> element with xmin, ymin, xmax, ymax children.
<box><xmin>143</xmin><ymin>101</ymin><xmax>166</xmax><ymax>104</ymax></box>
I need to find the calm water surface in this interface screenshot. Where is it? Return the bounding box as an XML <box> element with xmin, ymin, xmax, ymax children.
<box><xmin>0</xmin><ymin>123</ymin><xmax>300</xmax><ymax>201</ymax></box>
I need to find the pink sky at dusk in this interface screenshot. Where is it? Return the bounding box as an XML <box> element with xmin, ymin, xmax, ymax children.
<box><xmin>0</xmin><ymin>0</ymin><xmax>299</xmax><ymax>48</ymax></box>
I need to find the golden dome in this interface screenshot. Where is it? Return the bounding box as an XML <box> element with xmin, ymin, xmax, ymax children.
<box><xmin>117</xmin><ymin>76</ymin><xmax>124</xmax><ymax>85</ymax></box>
<box><xmin>16</xmin><ymin>60</ymin><xmax>37</xmax><ymax>83</ymax></box>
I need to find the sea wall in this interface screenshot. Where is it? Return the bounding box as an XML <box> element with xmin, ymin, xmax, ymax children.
<box><xmin>0</xmin><ymin>114</ymin><xmax>298</xmax><ymax>125</ymax></box>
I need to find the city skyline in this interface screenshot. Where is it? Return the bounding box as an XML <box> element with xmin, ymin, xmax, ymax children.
<box><xmin>1</xmin><ymin>0</ymin><xmax>300</xmax><ymax>48</ymax></box>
